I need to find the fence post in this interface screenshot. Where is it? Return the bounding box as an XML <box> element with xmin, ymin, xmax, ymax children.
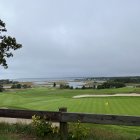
<box><xmin>59</xmin><ymin>107</ymin><xmax>68</xmax><ymax>140</ymax></box>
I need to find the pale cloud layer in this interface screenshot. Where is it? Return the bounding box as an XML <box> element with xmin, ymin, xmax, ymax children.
<box><xmin>0</xmin><ymin>0</ymin><xmax>140</xmax><ymax>79</ymax></box>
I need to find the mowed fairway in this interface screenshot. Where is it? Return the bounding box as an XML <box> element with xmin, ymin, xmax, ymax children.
<box><xmin>0</xmin><ymin>87</ymin><xmax>140</xmax><ymax>116</ymax></box>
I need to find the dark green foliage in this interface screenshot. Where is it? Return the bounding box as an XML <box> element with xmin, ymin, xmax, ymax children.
<box><xmin>70</xmin><ymin>86</ymin><xmax>73</xmax><ymax>89</ymax></box>
<box><xmin>76</xmin><ymin>85</ymin><xmax>95</xmax><ymax>90</ymax></box>
<box><xmin>97</xmin><ymin>81</ymin><xmax>125</xmax><ymax>89</ymax></box>
<box><xmin>0</xmin><ymin>84</ymin><xmax>3</xmax><ymax>92</ymax></box>
<box><xmin>82</xmin><ymin>85</ymin><xmax>86</xmax><ymax>89</ymax></box>
<box><xmin>11</xmin><ymin>84</ymin><xmax>21</xmax><ymax>89</ymax></box>
<box><xmin>11</xmin><ymin>84</ymin><xmax>16</xmax><ymax>89</ymax></box>
<box><xmin>97</xmin><ymin>85</ymin><xmax>103</xmax><ymax>89</ymax></box>
<box><xmin>84</xmin><ymin>76</ymin><xmax>140</xmax><ymax>84</ymax></box>
<box><xmin>60</xmin><ymin>84</ymin><xmax>73</xmax><ymax>89</ymax></box>
<box><xmin>0</xmin><ymin>79</ymin><xmax>17</xmax><ymax>84</ymax></box>
<box><xmin>111</xmin><ymin>77</ymin><xmax>140</xmax><ymax>83</ymax></box>
<box><xmin>16</xmin><ymin>84</ymin><xmax>22</xmax><ymax>89</ymax></box>
<box><xmin>11</xmin><ymin>83</ymin><xmax>31</xmax><ymax>89</ymax></box>
<box><xmin>0</xmin><ymin>19</ymin><xmax>22</xmax><ymax>68</ymax></box>
<box><xmin>53</xmin><ymin>82</ymin><xmax>56</xmax><ymax>87</ymax></box>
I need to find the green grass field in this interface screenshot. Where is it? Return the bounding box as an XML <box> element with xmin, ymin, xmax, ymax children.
<box><xmin>0</xmin><ymin>87</ymin><xmax>140</xmax><ymax>139</ymax></box>
<box><xmin>0</xmin><ymin>87</ymin><xmax>140</xmax><ymax>115</ymax></box>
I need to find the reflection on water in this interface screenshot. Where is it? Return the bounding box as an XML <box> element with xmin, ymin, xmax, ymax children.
<box><xmin>14</xmin><ymin>77</ymin><xmax>86</xmax><ymax>88</ymax></box>
<box><xmin>68</xmin><ymin>81</ymin><xmax>85</xmax><ymax>88</ymax></box>
<box><xmin>33</xmin><ymin>81</ymin><xmax>85</xmax><ymax>88</ymax></box>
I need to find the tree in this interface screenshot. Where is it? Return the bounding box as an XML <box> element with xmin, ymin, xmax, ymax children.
<box><xmin>53</xmin><ymin>82</ymin><xmax>56</xmax><ymax>87</ymax></box>
<box><xmin>97</xmin><ymin>81</ymin><xmax>125</xmax><ymax>89</ymax></box>
<box><xmin>0</xmin><ymin>84</ymin><xmax>3</xmax><ymax>92</ymax></box>
<box><xmin>0</xmin><ymin>19</ymin><xmax>22</xmax><ymax>92</ymax></box>
<box><xmin>0</xmin><ymin>19</ymin><xmax>22</xmax><ymax>68</ymax></box>
<box><xmin>82</xmin><ymin>85</ymin><xmax>86</xmax><ymax>89</ymax></box>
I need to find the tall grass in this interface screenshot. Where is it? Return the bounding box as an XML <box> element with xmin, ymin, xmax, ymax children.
<box><xmin>0</xmin><ymin>122</ymin><xmax>139</xmax><ymax>140</ymax></box>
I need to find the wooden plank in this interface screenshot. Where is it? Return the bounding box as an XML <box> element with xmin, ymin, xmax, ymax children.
<box><xmin>61</xmin><ymin>112</ymin><xmax>140</xmax><ymax>126</ymax></box>
<box><xmin>0</xmin><ymin>109</ymin><xmax>61</xmax><ymax>122</ymax></box>
<box><xmin>0</xmin><ymin>109</ymin><xmax>140</xmax><ymax>126</ymax></box>
<box><xmin>59</xmin><ymin>108</ymin><xmax>68</xmax><ymax>140</ymax></box>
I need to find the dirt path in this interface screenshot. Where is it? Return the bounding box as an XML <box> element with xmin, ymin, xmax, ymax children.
<box><xmin>0</xmin><ymin>117</ymin><xmax>59</xmax><ymax>127</ymax></box>
<box><xmin>0</xmin><ymin>107</ymin><xmax>59</xmax><ymax>126</ymax></box>
<box><xmin>73</xmin><ymin>93</ymin><xmax>140</xmax><ymax>98</ymax></box>
<box><xmin>0</xmin><ymin>117</ymin><xmax>31</xmax><ymax>124</ymax></box>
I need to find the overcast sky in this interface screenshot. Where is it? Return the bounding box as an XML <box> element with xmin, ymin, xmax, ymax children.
<box><xmin>0</xmin><ymin>0</ymin><xmax>140</xmax><ymax>79</ymax></box>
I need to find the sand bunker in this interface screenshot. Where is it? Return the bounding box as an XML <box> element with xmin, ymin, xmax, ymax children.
<box><xmin>73</xmin><ymin>93</ymin><xmax>140</xmax><ymax>98</ymax></box>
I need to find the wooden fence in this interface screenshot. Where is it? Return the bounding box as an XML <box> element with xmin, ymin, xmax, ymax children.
<box><xmin>0</xmin><ymin>107</ymin><xmax>140</xmax><ymax>140</ymax></box>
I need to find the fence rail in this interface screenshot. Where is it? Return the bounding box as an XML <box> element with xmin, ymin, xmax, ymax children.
<box><xmin>0</xmin><ymin>109</ymin><xmax>61</xmax><ymax>121</ymax></box>
<box><xmin>0</xmin><ymin>108</ymin><xmax>140</xmax><ymax>140</ymax></box>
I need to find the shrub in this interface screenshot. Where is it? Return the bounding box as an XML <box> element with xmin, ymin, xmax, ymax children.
<box><xmin>82</xmin><ymin>85</ymin><xmax>86</xmax><ymax>89</ymax></box>
<box><xmin>11</xmin><ymin>84</ymin><xmax>31</xmax><ymax>89</ymax></box>
<box><xmin>70</xmin><ymin>86</ymin><xmax>73</xmax><ymax>89</ymax></box>
<box><xmin>11</xmin><ymin>84</ymin><xmax>16</xmax><ymax>89</ymax></box>
<box><xmin>0</xmin><ymin>84</ymin><xmax>4</xmax><ymax>92</ymax></box>
<box><xmin>53</xmin><ymin>82</ymin><xmax>56</xmax><ymax>87</ymax></box>
<box><xmin>22</xmin><ymin>84</ymin><xmax>31</xmax><ymax>88</ymax></box>
<box><xmin>69</xmin><ymin>121</ymin><xmax>89</xmax><ymax>140</ymax></box>
<box><xmin>32</xmin><ymin>115</ymin><xmax>56</xmax><ymax>137</ymax></box>
<box><xmin>60</xmin><ymin>84</ymin><xmax>73</xmax><ymax>89</ymax></box>
<box><xmin>16</xmin><ymin>84</ymin><xmax>22</xmax><ymax>89</ymax></box>
<box><xmin>11</xmin><ymin>84</ymin><xmax>21</xmax><ymax>89</ymax></box>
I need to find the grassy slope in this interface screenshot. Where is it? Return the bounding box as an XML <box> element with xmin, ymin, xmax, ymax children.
<box><xmin>0</xmin><ymin>87</ymin><xmax>140</xmax><ymax>115</ymax></box>
<box><xmin>0</xmin><ymin>87</ymin><xmax>140</xmax><ymax>139</ymax></box>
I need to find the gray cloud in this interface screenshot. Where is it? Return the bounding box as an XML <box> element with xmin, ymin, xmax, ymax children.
<box><xmin>0</xmin><ymin>0</ymin><xmax>140</xmax><ymax>79</ymax></box>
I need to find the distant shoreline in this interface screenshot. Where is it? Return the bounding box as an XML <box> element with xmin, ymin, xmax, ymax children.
<box><xmin>12</xmin><ymin>77</ymin><xmax>84</xmax><ymax>82</ymax></box>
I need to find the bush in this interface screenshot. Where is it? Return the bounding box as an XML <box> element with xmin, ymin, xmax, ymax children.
<box><xmin>22</xmin><ymin>84</ymin><xmax>31</xmax><ymax>88</ymax></box>
<box><xmin>70</xmin><ymin>86</ymin><xmax>73</xmax><ymax>89</ymax></box>
<box><xmin>11</xmin><ymin>84</ymin><xmax>31</xmax><ymax>89</ymax></box>
<box><xmin>32</xmin><ymin>115</ymin><xmax>59</xmax><ymax>137</ymax></box>
<box><xmin>69</xmin><ymin>121</ymin><xmax>89</xmax><ymax>140</ymax></box>
<box><xmin>60</xmin><ymin>84</ymin><xmax>73</xmax><ymax>89</ymax></box>
<box><xmin>11</xmin><ymin>84</ymin><xmax>16</xmax><ymax>89</ymax></box>
<box><xmin>80</xmin><ymin>85</ymin><xmax>96</xmax><ymax>90</ymax></box>
<box><xmin>11</xmin><ymin>84</ymin><xmax>21</xmax><ymax>89</ymax></box>
<box><xmin>53</xmin><ymin>82</ymin><xmax>56</xmax><ymax>87</ymax></box>
<box><xmin>16</xmin><ymin>84</ymin><xmax>21</xmax><ymax>89</ymax></box>
<box><xmin>0</xmin><ymin>84</ymin><xmax>4</xmax><ymax>92</ymax></box>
